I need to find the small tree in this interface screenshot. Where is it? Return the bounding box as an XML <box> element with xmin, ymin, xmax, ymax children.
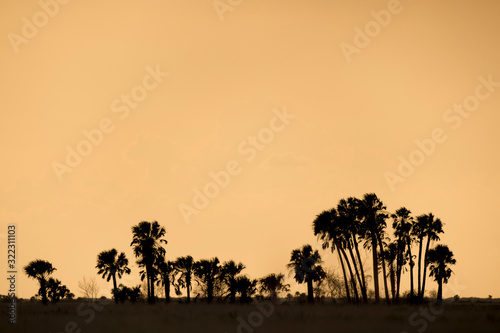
<box><xmin>46</xmin><ymin>278</ymin><xmax>74</xmax><ymax>303</ymax></box>
<box><xmin>78</xmin><ymin>276</ymin><xmax>100</xmax><ymax>301</ymax></box>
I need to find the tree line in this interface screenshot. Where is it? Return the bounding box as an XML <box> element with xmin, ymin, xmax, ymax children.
<box><xmin>23</xmin><ymin>193</ymin><xmax>456</xmax><ymax>305</ymax></box>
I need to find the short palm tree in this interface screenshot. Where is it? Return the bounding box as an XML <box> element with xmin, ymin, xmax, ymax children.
<box><xmin>96</xmin><ymin>249</ymin><xmax>131</xmax><ymax>303</ymax></box>
<box><xmin>236</xmin><ymin>276</ymin><xmax>257</xmax><ymax>303</ymax></box>
<box><xmin>427</xmin><ymin>244</ymin><xmax>456</xmax><ymax>304</ymax></box>
<box><xmin>156</xmin><ymin>257</ymin><xmax>175</xmax><ymax>303</ymax></box>
<box><xmin>194</xmin><ymin>257</ymin><xmax>221</xmax><ymax>303</ymax></box>
<box><xmin>174</xmin><ymin>256</ymin><xmax>195</xmax><ymax>303</ymax></box>
<box><xmin>259</xmin><ymin>273</ymin><xmax>290</xmax><ymax>299</ymax></box>
<box><xmin>287</xmin><ymin>244</ymin><xmax>326</xmax><ymax>303</ymax></box>
<box><xmin>24</xmin><ymin>259</ymin><xmax>56</xmax><ymax>305</ymax></box>
<box><xmin>221</xmin><ymin>260</ymin><xmax>245</xmax><ymax>303</ymax></box>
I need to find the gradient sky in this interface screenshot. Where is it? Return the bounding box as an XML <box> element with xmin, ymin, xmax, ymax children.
<box><xmin>1</xmin><ymin>0</ymin><xmax>499</xmax><ymax>299</ymax></box>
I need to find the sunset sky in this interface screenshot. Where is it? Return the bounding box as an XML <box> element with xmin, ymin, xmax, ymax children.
<box><xmin>1</xmin><ymin>0</ymin><xmax>499</xmax><ymax>300</ymax></box>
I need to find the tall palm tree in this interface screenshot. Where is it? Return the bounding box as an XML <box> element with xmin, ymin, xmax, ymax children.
<box><xmin>419</xmin><ymin>214</ymin><xmax>444</xmax><ymax>301</ymax></box>
<box><xmin>156</xmin><ymin>256</ymin><xmax>175</xmax><ymax>303</ymax></box>
<box><xmin>130</xmin><ymin>220</ymin><xmax>167</xmax><ymax>304</ymax></box>
<box><xmin>287</xmin><ymin>244</ymin><xmax>326</xmax><ymax>303</ymax></box>
<box><xmin>96</xmin><ymin>249</ymin><xmax>131</xmax><ymax>303</ymax></box>
<box><xmin>221</xmin><ymin>260</ymin><xmax>245</xmax><ymax>303</ymax></box>
<box><xmin>358</xmin><ymin>193</ymin><xmax>388</xmax><ymax>303</ymax></box>
<box><xmin>259</xmin><ymin>273</ymin><xmax>290</xmax><ymax>299</ymax></box>
<box><xmin>392</xmin><ymin>207</ymin><xmax>414</xmax><ymax>301</ymax></box>
<box><xmin>24</xmin><ymin>259</ymin><xmax>56</xmax><ymax>305</ymax></box>
<box><xmin>313</xmin><ymin>208</ymin><xmax>352</xmax><ymax>302</ymax></box>
<box><xmin>174</xmin><ymin>256</ymin><xmax>195</xmax><ymax>303</ymax></box>
<box><xmin>194</xmin><ymin>257</ymin><xmax>221</xmax><ymax>303</ymax></box>
<box><xmin>338</xmin><ymin>197</ymin><xmax>368</xmax><ymax>303</ymax></box>
<box><xmin>427</xmin><ymin>244</ymin><xmax>456</xmax><ymax>304</ymax></box>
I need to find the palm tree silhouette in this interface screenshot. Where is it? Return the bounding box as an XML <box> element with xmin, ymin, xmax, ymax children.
<box><xmin>174</xmin><ymin>255</ymin><xmax>195</xmax><ymax>303</ymax></box>
<box><xmin>131</xmin><ymin>221</ymin><xmax>167</xmax><ymax>304</ymax></box>
<box><xmin>96</xmin><ymin>249</ymin><xmax>131</xmax><ymax>303</ymax></box>
<box><xmin>358</xmin><ymin>193</ymin><xmax>388</xmax><ymax>303</ymax></box>
<box><xmin>287</xmin><ymin>244</ymin><xmax>326</xmax><ymax>303</ymax></box>
<box><xmin>427</xmin><ymin>244</ymin><xmax>456</xmax><ymax>304</ymax></box>
<box><xmin>46</xmin><ymin>278</ymin><xmax>74</xmax><ymax>303</ymax></box>
<box><xmin>392</xmin><ymin>207</ymin><xmax>414</xmax><ymax>301</ymax></box>
<box><xmin>24</xmin><ymin>259</ymin><xmax>56</xmax><ymax>305</ymax></box>
<box><xmin>221</xmin><ymin>260</ymin><xmax>245</xmax><ymax>303</ymax></box>
<box><xmin>414</xmin><ymin>213</ymin><xmax>443</xmax><ymax>301</ymax></box>
<box><xmin>338</xmin><ymin>197</ymin><xmax>368</xmax><ymax>303</ymax></box>
<box><xmin>313</xmin><ymin>208</ymin><xmax>352</xmax><ymax>303</ymax></box>
<box><xmin>259</xmin><ymin>273</ymin><xmax>290</xmax><ymax>299</ymax></box>
<box><xmin>194</xmin><ymin>257</ymin><xmax>221</xmax><ymax>303</ymax></box>
<box><xmin>383</xmin><ymin>241</ymin><xmax>398</xmax><ymax>302</ymax></box>
<box><xmin>420</xmin><ymin>214</ymin><xmax>444</xmax><ymax>301</ymax></box>
<box><xmin>156</xmin><ymin>257</ymin><xmax>175</xmax><ymax>303</ymax></box>
<box><xmin>236</xmin><ymin>276</ymin><xmax>257</xmax><ymax>303</ymax></box>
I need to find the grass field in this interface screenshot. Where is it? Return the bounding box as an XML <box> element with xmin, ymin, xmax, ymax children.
<box><xmin>1</xmin><ymin>301</ymin><xmax>499</xmax><ymax>333</ymax></box>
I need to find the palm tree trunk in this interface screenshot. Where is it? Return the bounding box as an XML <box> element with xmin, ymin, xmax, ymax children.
<box><xmin>417</xmin><ymin>236</ymin><xmax>423</xmax><ymax>299</ymax></box>
<box><xmin>377</xmin><ymin>234</ymin><xmax>390</xmax><ymax>304</ymax></box>
<box><xmin>150</xmin><ymin>275</ymin><xmax>156</xmax><ymax>303</ymax></box>
<box><xmin>186</xmin><ymin>275</ymin><xmax>191</xmax><ymax>303</ymax></box>
<box><xmin>347</xmin><ymin>244</ymin><xmax>364</xmax><ymax>302</ymax></box>
<box><xmin>353</xmin><ymin>235</ymin><xmax>368</xmax><ymax>302</ymax></box>
<box><xmin>341</xmin><ymin>247</ymin><xmax>359</xmax><ymax>302</ymax></box>
<box><xmin>408</xmin><ymin>242</ymin><xmax>415</xmax><ymax>301</ymax></box>
<box><xmin>337</xmin><ymin>248</ymin><xmax>351</xmax><ymax>302</ymax></box>
<box><xmin>437</xmin><ymin>277</ymin><xmax>443</xmax><ymax>305</ymax></box>
<box><xmin>40</xmin><ymin>279</ymin><xmax>48</xmax><ymax>305</ymax></box>
<box><xmin>165</xmin><ymin>276</ymin><xmax>170</xmax><ymax>304</ymax></box>
<box><xmin>146</xmin><ymin>269</ymin><xmax>151</xmax><ymax>303</ymax></box>
<box><xmin>371</xmin><ymin>235</ymin><xmax>380</xmax><ymax>303</ymax></box>
<box><xmin>389</xmin><ymin>265</ymin><xmax>396</xmax><ymax>302</ymax></box>
<box><xmin>420</xmin><ymin>235</ymin><xmax>432</xmax><ymax>301</ymax></box>
<box><xmin>395</xmin><ymin>248</ymin><xmax>402</xmax><ymax>302</ymax></box>
<box><xmin>307</xmin><ymin>279</ymin><xmax>314</xmax><ymax>303</ymax></box>
<box><xmin>112</xmin><ymin>274</ymin><xmax>118</xmax><ymax>303</ymax></box>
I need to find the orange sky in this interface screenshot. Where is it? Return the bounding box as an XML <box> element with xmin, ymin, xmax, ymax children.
<box><xmin>1</xmin><ymin>0</ymin><xmax>499</xmax><ymax>299</ymax></box>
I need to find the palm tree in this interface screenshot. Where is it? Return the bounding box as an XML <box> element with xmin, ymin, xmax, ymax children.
<box><xmin>383</xmin><ymin>241</ymin><xmax>398</xmax><ymax>302</ymax></box>
<box><xmin>130</xmin><ymin>221</ymin><xmax>167</xmax><ymax>304</ymax></box>
<box><xmin>358</xmin><ymin>193</ymin><xmax>388</xmax><ymax>303</ymax></box>
<box><xmin>427</xmin><ymin>244</ymin><xmax>456</xmax><ymax>304</ymax></box>
<box><xmin>259</xmin><ymin>273</ymin><xmax>290</xmax><ymax>299</ymax></box>
<box><xmin>46</xmin><ymin>278</ymin><xmax>73</xmax><ymax>303</ymax></box>
<box><xmin>24</xmin><ymin>259</ymin><xmax>56</xmax><ymax>305</ymax></box>
<box><xmin>156</xmin><ymin>257</ymin><xmax>175</xmax><ymax>303</ymax></box>
<box><xmin>236</xmin><ymin>276</ymin><xmax>257</xmax><ymax>303</ymax></box>
<box><xmin>194</xmin><ymin>257</ymin><xmax>221</xmax><ymax>303</ymax></box>
<box><xmin>392</xmin><ymin>207</ymin><xmax>414</xmax><ymax>301</ymax></box>
<box><xmin>338</xmin><ymin>197</ymin><xmax>368</xmax><ymax>302</ymax></box>
<box><xmin>414</xmin><ymin>213</ymin><xmax>444</xmax><ymax>301</ymax></box>
<box><xmin>287</xmin><ymin>244</ymin><xmax>326</xmax><ymax>303</ymax></box>
<box><xmin>313</xmin><ymin>208</ymin><xmax>352</xmax><ymax>303</ymax></box>
<box><xmin>174</xmin><ymin>256</ymin><xmax>195</xmax><ymax>303</ymax></box>
<box><xmin>221</xmin><ymin>260</ymin><xmax>245</xmax><ymax>303</ymax></box>
<box><xmin>96</xmin><ymin>249</ymin><xmax>131</xmax><ymax>303</ymax></box>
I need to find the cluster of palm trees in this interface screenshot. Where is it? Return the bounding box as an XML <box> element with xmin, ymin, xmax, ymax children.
<box><xmin>310</xmin><ymin>193</ymin><xmax>456</xmax><ymax>303</ymax></box>
<box><xmin>23</xmin><ymin>260</ymin><xmax>74</xmax><ymax>304</ymax></box>
<box><xmin>23</xmin><ymin>193</ymin><xmax>456</xmax><ymax>305</ymax></box>
<box><xmin>96</xmin><ymin>221</ymin><xmax>290</xmax><ymax>304</ymax></box>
